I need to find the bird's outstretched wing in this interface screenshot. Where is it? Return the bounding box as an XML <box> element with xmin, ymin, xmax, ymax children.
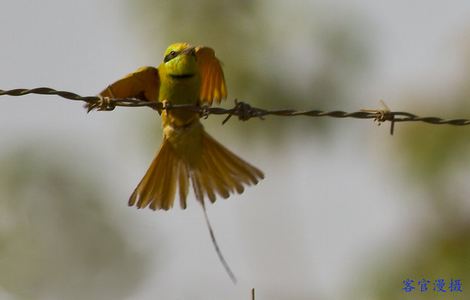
<box><xmin>196</xmin><ymin>47</ymin><xmax>227</xmax><ymax>105</ymax></box>
<box><xmin>100</xmin><ymin>66</ymin><xmax>160</xmax><ymax>102</ymax></box>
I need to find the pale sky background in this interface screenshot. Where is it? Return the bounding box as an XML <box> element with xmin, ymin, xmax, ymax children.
<box><xmin>1</xmin><ymin>0</ymin><xmax>469</xmax><ymax>299</ymax></box>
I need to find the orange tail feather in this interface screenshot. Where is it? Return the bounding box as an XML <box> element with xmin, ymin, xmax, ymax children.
<box><xmin>128</xmin><ymin>129</ymin><xmax>263</xmax><ymax>210</ymax></box>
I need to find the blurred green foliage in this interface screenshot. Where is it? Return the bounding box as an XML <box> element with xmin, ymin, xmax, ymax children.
<box><xmin>0</xmin><ymin>145</ymin><xmax>148</xmax><ymax>300</ymax></box>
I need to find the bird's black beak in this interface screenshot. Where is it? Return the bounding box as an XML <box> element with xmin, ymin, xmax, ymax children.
<box><xmin>182</xmin><ymin>47</ymin><xmax>196</xmax><ymax>56</ymax></box>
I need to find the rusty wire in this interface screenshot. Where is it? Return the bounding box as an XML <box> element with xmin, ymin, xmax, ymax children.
<box><xmin>2</xmin><ymin>87</ymin><xmax>470</xmax><ymax>135</ymax></box>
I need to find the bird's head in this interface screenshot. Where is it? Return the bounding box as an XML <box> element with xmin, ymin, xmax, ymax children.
<box><xmin>161</xmin><ymin>42</ymin><xmax>198</xmax><ymax>79</ymax></box>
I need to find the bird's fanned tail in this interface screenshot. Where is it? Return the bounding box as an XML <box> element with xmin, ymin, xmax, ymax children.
<box><xmin>128</xmin><ymin>129</ymin><xmax>264</xmax><ymax>210</ymax></box>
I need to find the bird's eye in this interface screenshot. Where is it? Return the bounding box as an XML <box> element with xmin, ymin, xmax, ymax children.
<box><xmin>164</xmin><ymin>50</ymin><xmax>178</xmax><ymax>63</ymax></box>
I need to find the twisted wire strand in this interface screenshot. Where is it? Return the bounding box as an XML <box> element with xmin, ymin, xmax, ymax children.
<box><xmin>2</xmin><ymin>87</ymin><xmax>470</xmax><ymax>134</ymax></box>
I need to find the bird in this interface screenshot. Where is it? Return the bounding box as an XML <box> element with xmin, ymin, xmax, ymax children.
<box><xmin>98</xmin><ymin>42</ymin><xmax>264</xmax><ymax>211</ymax></box>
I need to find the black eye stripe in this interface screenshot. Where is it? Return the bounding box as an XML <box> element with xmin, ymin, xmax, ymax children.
<box><xmin>164</xmin><ymin>50</ymin><xmax>179</xmax><ymax>63</ymax></box>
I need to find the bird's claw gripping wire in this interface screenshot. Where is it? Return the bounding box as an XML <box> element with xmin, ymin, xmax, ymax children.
<box><xmin>161</xmin><ymin>99</ymin><xmax>170</xmax><ymax>111</ymax></box>
<box><xmin>199</xmin><ymin>105</ymin><xmax>210</xmax><ymax>119</ymax></box>
<box><xmin>86</xmin><ymin>96</ymin><xmax>116</xmax><ymax>112</ymax></box>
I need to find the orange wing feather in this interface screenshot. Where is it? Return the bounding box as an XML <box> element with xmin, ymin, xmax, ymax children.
<box><xmin>195</xmin><ymin>47</ymin><xmax>227</xmax><ymax>105</ymax></box>
<box><xmin>100</xmin><ymin>66</ymin><xmax>160</xmax><ymax>102</ymax></box>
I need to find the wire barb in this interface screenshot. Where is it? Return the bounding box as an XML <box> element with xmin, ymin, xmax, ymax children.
<box><xmin>222</xmin><ymin>99</ymin><xmax>265</xmax><ymax>124</ymax></box>
<box><xmin>2</xmin><ymin>87</ymin><xmax>470</xmax><ymax>130</ymax></box>
<box><xmin>361</xmin><ymin>100</ymin><xmax>396</xmax><ymax>134</ymax></box>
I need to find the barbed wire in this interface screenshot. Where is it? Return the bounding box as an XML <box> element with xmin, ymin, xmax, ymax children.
<box><xmin>2</xmin><ymin>87</ymin><xmax>470</xmax><ymax>135</ymax></box>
